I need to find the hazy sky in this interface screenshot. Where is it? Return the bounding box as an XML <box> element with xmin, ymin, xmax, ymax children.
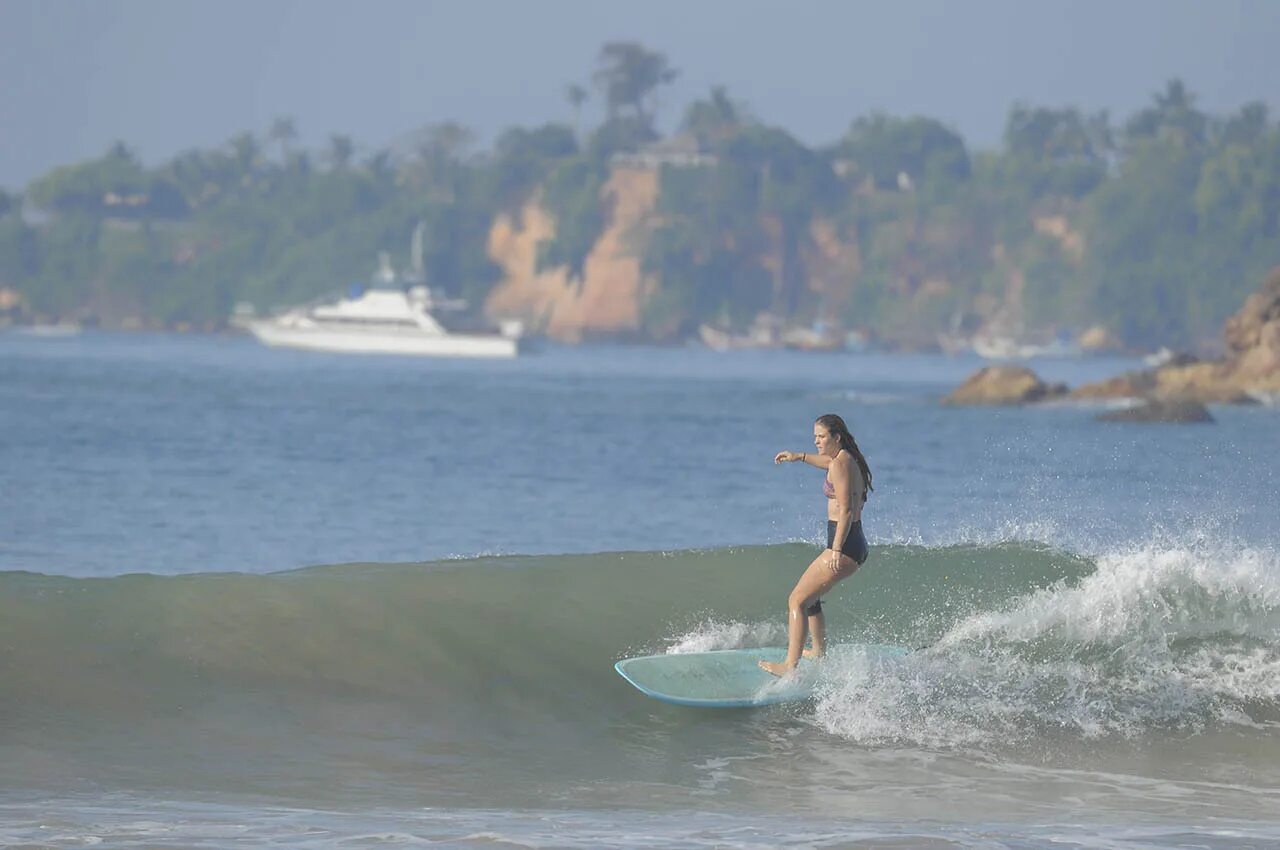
<box><xmin>2</xmin><ymin>0</ymin><xmax>1278</xmax><ymax>191</ymax></box>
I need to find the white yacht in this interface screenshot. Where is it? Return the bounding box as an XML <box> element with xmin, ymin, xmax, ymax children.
<box><xmin>246</xmin><ymin>227</ymin><xmax>521</xmax><ymax>359</ymax></box>
<box><xmin>972</xmin><ymin>331</ymin><xmax>1081</xmax><ymax>361</ymax></box>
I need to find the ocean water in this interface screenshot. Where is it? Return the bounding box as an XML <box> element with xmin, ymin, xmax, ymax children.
<box><xmin>2</xmin><ymin>331</ymin><xmax>1278</xmax><ymax>849</ymax></box>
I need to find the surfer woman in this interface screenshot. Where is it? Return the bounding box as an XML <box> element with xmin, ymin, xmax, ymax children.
<box><xmin>760</xmin><ymin>413</ymin><xmax>873</xmax><ymax>677</ymax></box>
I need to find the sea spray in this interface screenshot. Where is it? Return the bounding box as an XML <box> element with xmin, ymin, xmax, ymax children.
<box><xmin>814</xmin><ymin>540</ymin><xmax>1280</xmax><ymax>746</ymax></box>
<box><xmin>666</xmin><ymin>619</ymin><xmax>785</xmax><ymax>654</ymax></box>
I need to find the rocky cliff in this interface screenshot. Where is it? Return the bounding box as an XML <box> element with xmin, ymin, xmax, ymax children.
<box><xmin>483</xmin><ymin>164</ymin><xmax>874</xmax><ymax>344</ymax></box>
<box><xmin>484</xmin><ymin>168</ymin><xmax>659</xmax><ymax>343</ymax></box>
<box><xmin>1072</xmin><ymin>266</ymin><xmax>1280</xmax><ymax>403</ymax></box>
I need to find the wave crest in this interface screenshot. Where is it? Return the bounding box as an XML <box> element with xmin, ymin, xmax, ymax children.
<box><xmin>814</xmin><ymin>543</ymin><xmax>1280</xmax><ymax>746</ymax></box>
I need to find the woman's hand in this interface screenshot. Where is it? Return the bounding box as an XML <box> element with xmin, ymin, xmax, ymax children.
<box><xmin>827</xmin><ymin>549</ymin><xmax>842</xmax><ymax>575</ymax></box>
<box><xmin>774</xmin><ymin>450</ymin><xmax>801</xmax><ymax>464</ymax></box>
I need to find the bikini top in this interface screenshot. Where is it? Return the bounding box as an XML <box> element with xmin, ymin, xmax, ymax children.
<box><xmin>823</xmin><ymin>452</ymin><xmax>868</xmax><ymax>501</ymax></box>
<box><xmin>823</xmin><ymin>476</ymin><xmax>866</xmax><ymax>502</ymax></box>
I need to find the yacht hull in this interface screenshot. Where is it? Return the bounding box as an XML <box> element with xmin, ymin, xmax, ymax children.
<box><xmin>248</xmin><ymin>322</ymin><xmax>518</xmax><ymax>359</ymax></box>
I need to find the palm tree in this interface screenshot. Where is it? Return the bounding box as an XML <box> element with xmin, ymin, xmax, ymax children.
<box><xmin>1085</xmin><ymin>110</ymin><xmax>1115</xmax><ymax>162</ymax></box>
<box><xmin>1223</xmin><ymin>101</ymin><xmax>1268</xmax><ymax>147</ymax></box>
<box><xmin>565</xmin><ymin>83</ymin><xmax>588</xmax><ymax>139</ymax></box>
<box><xmin>422</xmin><ymin>122</ymin><xmax>473</xmax><ymax>160</ymax></box>
<box><xmin>164</xmin><ymin>149</ymin><xmax>212</xmax><ymax>205</ymax></box>
<box><xmin>228</xmin><ymin>132</ymin><xmax>262</xmax><ymax>183</ymax></box>
<box><xmin>592</xmin><ymin>41</ymin><xmax>678</xmax><ymax>130</ymax></box>
<box><xmin>364</xmin><ymin>148</ymin><xmax>395</xmax><ymax>183</ymax></box>
<box><xmin>268</xmin><ymin>116</ymin><xmax>298</xmax><ymax>162</ymax></box>
<box><xmin>411</xmin><ymin>122</ymin><xmax>474</xmax><ymax>199</ymax></box>
<box><xmin>327</xmin><ymin>134</ymin><xmax>355</xmax><ymax>170</ymax></box>
<box><xmin>107</xmin><ymin>140</ymin><xmax>137</xmax><ymax>163</ymax></box>
<box><xmin>1125</xmin><ymin>79</ymin><xmax>1207</xmax><ymax>150</ymax></box>
<box><xmin>681</xmin><ymin>85</ymin><xmax>748</xmax><ymax>149</ymax></box>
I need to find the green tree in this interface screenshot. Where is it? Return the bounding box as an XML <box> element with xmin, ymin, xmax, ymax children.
<box><xmin>1193</xmin><ymin>118</ymin><xmax>1280</xmax><ymax>320</ymax></box>
<box><xmin>487</xmin><ymin>123</ymin><xmax>578</xmax><ymax>210</ymax></box>
<box><xmin>565</xmin><ymin>83</ymin><xmax>588</xmax><ymax>139</ymax></box>
<box><xmin>638</xmin><ymin>122</ymin><xmax>839</xmax><ymax>332</ymax></box>
<box><xmin>996</xmin><ymin>105</ymin><xmax>1110</xmax><ymax>199</ymax></box>
<box><xmin>27</xmin><ymin>142</ymin><xmax>186</xmax><ymax>219</ymax></box>
<box><xmin>25</xmin><ymin>213</ymin><xmax>101</xmax><ymax>317</ymax></box>
<box><xmin>408</xmin><ymin>122</ymin><xmax>474</xmax><ymax>199</ymax></box>
<box><xmin>327</xmin><ymin>134</ymin><xmax>355</xmax><ymax>170</ymax></box>
<box><xmin>585</xmin><ymin>115</ymin><xmax>656</xmax><ymax>161</ymax></box>
<box><xmin>641</xmin><ymin>218</ymin><xmax>772</xmax><ymax>338</ymax></box>
<box><xmin>1082</xmin><ymin>137</ymin><xmax>1204</xmax><ymax>344</ymax></box>
<box><xmin>228</xmin><ymin>132</ymin><xmax>263</xmax><ymax>181</ymax></box>
<box><xmin>726</xmin><ymin>125</ymin><xmax>841</xmax><ymax>314</ymax></box>
<box><xmin>536</xmin><ymin>156</ymin><xmax>605</xmax><ymax>282</ymax></box>
<box><xmin>284</xmin><ymin>149</ymin><xmax>313</xmax><ymax>180</ymax></box>
<box><xmin>0</xmin><ymin>213</ymin><xmax>38</xmax><ymax>293</ymax></box>
<box><xmin>681</xmin><ymin>85</ymin><xmax>750</xmax><ymax>149</ymax></box>
<box><xmin>1220</xmin><ymin>101</ymin><xmax>1269</xmax><ymax>147</ymax></box>
<box><xmin>363</xmin><ymin>149</ymin><xmax>396</xmax><ymax>187</ymax></box>
<box><xmin>1005</xmin><ymin>104</ymin><xmax>1110</xmax><ymax>164</ymax></box>
<box><xmin>268</xmin><ymin>116</ymin><xmax>298</xmax><ymax>161</ymax></box>
<box><xmin>592</xmin><ymin>41</ymin><xmax>678</xmax><ymax>131</ymax></box>
<box><xmin>839</xmin><ymin>113</ymin><xmax>971</xmax><ymax>192</ymax></box>
<box><xmin>1125</xmin><ymin>78</ymin><xmax>1208</xmax><ymax>151</ymax></box>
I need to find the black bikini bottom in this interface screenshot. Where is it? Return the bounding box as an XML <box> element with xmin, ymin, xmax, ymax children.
<box><xmin>806</xmin><ymin>521</ymin><xmax>868</xmax><ymax>617</ymax></box>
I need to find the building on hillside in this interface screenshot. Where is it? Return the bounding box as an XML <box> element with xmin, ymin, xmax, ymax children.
<box><xmin>610</xmin><ymin>135</ymin><xmax>717</xmax><ymax>170</ymax></box>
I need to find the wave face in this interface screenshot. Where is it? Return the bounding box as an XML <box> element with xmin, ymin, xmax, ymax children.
<box><xmin>3</xmin><ymin>540</ymin><xmax>1279</xmax><ymax>804</ymax></box>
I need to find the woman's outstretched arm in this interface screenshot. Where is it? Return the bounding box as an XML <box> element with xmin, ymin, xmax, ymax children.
<box><xmin>774</xmin><ymin>450</ymin><xmax>832</xmax><ymax>469</ymax></box>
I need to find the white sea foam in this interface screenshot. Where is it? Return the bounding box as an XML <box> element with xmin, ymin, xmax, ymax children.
<box><xmin>814</xmin><ymin>541</ymin><xmax>1280</xmax><ymax>747</ymax></box>
<box><xmin>9</xmin><ymin>799</ymin><xmax>1275</xmax><ymax>849</ymax></box>
<box><xmin>940</xmin><ymin>542</ymin><xmax>1280</xmax><ymax>646</ymax></box>
<box><xmin>666</xmin><ymin>618</ymin><xmax>785</xmax><ymax>654</ymax></box>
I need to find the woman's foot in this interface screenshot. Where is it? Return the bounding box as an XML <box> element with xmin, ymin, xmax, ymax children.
<box><xmin>758</xmin><ymin>659</ymin><xmax>796</xmax><ymax>677</ymax></box>
<box><xmin>802</xmin><ymin>647</ymin><xmax>823</xmax><ymax>659</ymax></box>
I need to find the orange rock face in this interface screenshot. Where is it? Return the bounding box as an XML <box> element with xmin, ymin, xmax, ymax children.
<box><xmin>1224</xmin><ymin>267</ymin><xmax>1280</xmax><ymax>356</ymax></box>
<box><xmin>1072</xmin><ymin>265</ymin><xmax>1280</xmax><ymax>403</ymax></box>
<box><xmin>484</xmin><ymin>168</ymin><xmax>659</xmax><ymax>342</ymax></box>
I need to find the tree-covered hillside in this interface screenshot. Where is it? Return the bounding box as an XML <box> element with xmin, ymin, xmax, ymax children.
<box><xmin>1</xmin><ymin>43</ymin><xmax>1276</xmax><ymax>349</ymax></box>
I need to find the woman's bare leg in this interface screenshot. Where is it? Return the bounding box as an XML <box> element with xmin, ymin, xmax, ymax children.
<box><xmin>804</xmin><ymin>611</ymin><xmax>825</xmax><ymax>659</ymax></box>
<box><xmin>760</xmin><ymin>553</ymin><xmax>856</xmax><ymax>676</ymax></box>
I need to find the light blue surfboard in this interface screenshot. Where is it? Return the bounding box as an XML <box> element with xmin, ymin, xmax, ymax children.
<box><xmin>615</xmin><ymin>644</ymin><xmax>909</xmax><ymax>708</ymax></box>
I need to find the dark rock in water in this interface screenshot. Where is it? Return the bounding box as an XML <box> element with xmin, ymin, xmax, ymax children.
<box><xmin>1070</xmin><ymin>369</ymin><xmax>1158</xmax><ymax>400</ymax></box>
<box><xmin>1096</xmin><ymin>399</ymin><xmax>1215</xmax><ymax>424</ymax></box>
<box><xmin>943</xmin><ymin>365</ymin><xmax>1068</xmax><ymax>405</ymax></box>
<box><xmin>1162</xmin><ymin>352</ymin><xmax>1202</xmax><ymax>369</ymax></box>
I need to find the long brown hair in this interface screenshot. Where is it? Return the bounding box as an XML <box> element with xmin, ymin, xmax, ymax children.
<box><xmin>816</xmin><ymin>413</ymin><xmax>873</xmax><ymax>498</ymax></box>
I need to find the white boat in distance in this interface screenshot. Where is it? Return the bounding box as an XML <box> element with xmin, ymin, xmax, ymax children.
<box><xmin>247</xmin><ymin>226</ymin><xmax>521</xmax><ymax>359</ymax></box>
<box><xmin>971</xmin><ymin>333</ymin><xmax>1081</xmax><ymax>361</ymax></box>
<box><xmin>247</xmin><ymin>284</ymin><xmax>520</xmax><ymax>359</ymax></box>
